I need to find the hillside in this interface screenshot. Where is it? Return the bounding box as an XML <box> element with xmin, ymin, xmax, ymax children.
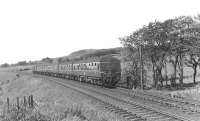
<box><xmin>52</xmin><ymin>47</ymin><xmax>121</xmax><ymax>63</ymax></box>
<box><xmin>68</xmin><ymin>49</ymin><xmax>97</xmax><ymax>59</ymax></box>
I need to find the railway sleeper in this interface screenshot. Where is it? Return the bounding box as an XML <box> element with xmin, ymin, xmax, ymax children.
<box><xmin>129</xmin><ymin>107</ymin><xmax>144</xmax><ymax>111</ymax></box>
<box><xmin>109</xmin><ymin>108</ymin><xmax>120</xmax><ymax>112</ymax></box>
<box><xmin>126</xmin><ymin>116</ymin><xmax>145</xmax><ymax>121</ymax></box>
<box><xmin>114</xmin><ymin>108</ymin><xmax>125</xmax><ymax>112</ymax></box>
<box><xmin>134</xmin><ymin>111</ymin><xmax>154</xmax><ymax>115</ymax></box>
<box><xmin>122</xmin><ymin>114</ymin><xmax>144</xmax><ymax>121</ymax></box>
<box><xmin>131</xmin><ymin>109</ymin><xmax>148</xmax><ymax>113</ymax></box>
<box><xmin>119</xmin><ymin>110</ymin><xmax>133</xmax><ymax>115</ymax></box>
<box><xmin>140</xmin><ymin>111</ymin><xmax>157</xmax><ymax>116</ymax></box>
<box><xmin>147</xmin><ymin>116</ymin><xmax>168</xmax><ymax>121</ymax></box>
<box><xmin>118</xmin><ymin>111</ymin><xmax>131</xmax><ymax>115</ymax></box>
<box><xmin>142</xmin><ymin>112</ymin><xmax>161</xmax><ymax>117</ymax></box>
<box><xmin>132</xmin><ymin>110</ymin><xmax>150</xmax><ymax>115</ymax></box>
<box><xmin>126</xmin><ymin>117</ymin><xmax>144</xmax><ymax>121</ymax></box>
<box><xmin>129</xmin><ymin>119</ymin><xmax>146</xmax><ymax>121</ymax></box>
<box><xmin>114</xmin><ymin>110</ymin><xmax>126</xmax><ymax>114</ymax></box>
<box><xmin>130</xmin><ymin>106</ymin><xmax>142</xmax><ymax>110</ymax></box>
<box><xmin>152</xmin><ymin>118</ymin><xmax>172</xmax><ymax>121</ymax></box>
<box><xmin>104</xmin><ymin>106</ymin><xmax>115</xmax><ymax>110</ymax></box>
<box><xmin>114</xmin><ymin>110</ymin><xmax>144</xmax><ymax>120</ymax></box>
<box><xmin>122</xmin><ymin>114</ymin><xmax>136</xmax><ymax>118</ymax></box>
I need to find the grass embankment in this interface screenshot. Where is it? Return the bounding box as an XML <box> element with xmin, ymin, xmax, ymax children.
<box><xmin>0</xmin><ymin>71</ymin><xmax>123</xmax><ymax>121</ymax></box>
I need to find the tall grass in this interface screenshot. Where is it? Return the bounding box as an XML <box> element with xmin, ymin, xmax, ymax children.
<box><xmin>0</xmin><ymin>104</ymin><xmax>110</xmax><ymax>121</ymax></box>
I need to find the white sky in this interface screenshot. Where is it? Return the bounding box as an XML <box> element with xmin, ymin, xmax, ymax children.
<box><xmin>0</xmin><ymin>0</ymin><xmax>200</xmax><ymax>64</ymax></box>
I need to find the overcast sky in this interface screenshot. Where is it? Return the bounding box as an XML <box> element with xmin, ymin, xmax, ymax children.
<box><xmin>0</xmin><ymin>0</ymin><xmax>200</xmax><ymax>64</ymax></box>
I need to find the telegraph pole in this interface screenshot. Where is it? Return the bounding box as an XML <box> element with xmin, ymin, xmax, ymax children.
<box><xmin>139</xmin><ymin>45</ymin><xmax>143</xmax><ymax>90</ymax></box>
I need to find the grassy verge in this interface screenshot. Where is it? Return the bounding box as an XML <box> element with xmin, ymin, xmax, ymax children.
<box><xmin>0</xmin><ymin>103</ymin><xmax>111</xmax><ymax>121</ymax></box>
<box><xmin>0</xmin><ymin>71</ymin><xmax>124</xmax><ymax>121</ymax></box>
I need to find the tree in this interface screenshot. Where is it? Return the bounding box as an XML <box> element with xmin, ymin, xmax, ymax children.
<box><xmin>120</xmin><ymin>27</ymin><xmax>146</xmax><ymax>89</ymax></box>
<box><xmin>168</xmin><ymin>16</ymin><xmax>200</xmax><ymax>87</ymax></box>
<box><xmin>1</xmin><ymin>63</ymin><xmax>9</xmax><ymax>67</ymax></box>
<box><xmin>42</xmin><ymin>57</ymin><xmax>53</xmax><ymax>63</ymax></box>
<box><xmin>142</xmin><ymin>21</ymin><xmax>171</xmax><ymax>88</ymax></box>
<box><xmin>120</xmin><ymin>46</ymin><xmax>141</xmax><ymax>89</ymax></box>
<box><xmin>185</xmin><ymin>54</ymin><xmax>200</xmax><ymax>84</ymax></box>
<box><xmin>16</xmin><ymin>61</ymin><xmax>28</xmax><ymax>65</ymax></box>
<box><xmin>120</xmin><ymin>21</ymin><xmax>171</xmax><ymax>88</ymax></box>
<box><xmin>57</xmin><ymin>57</ymin><xmax>63</xmax><ymax>63</ymax></box>
<box><xmin>120</xmin><ymin>15</ymin><xmax>200</xmax><ymax>89</ymax></box>
<box><xmin>183</xmin><ymin>21</ymin><xmax>200</xmax><ymax>84</ymax></box>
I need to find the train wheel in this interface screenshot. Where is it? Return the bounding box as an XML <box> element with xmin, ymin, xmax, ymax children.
<box><xmin>66</xmin><ymin>75</ymin><xmax>68</xmax><ymax>79</ymax></box>
<box><xmin>79</xmin><ymin>76</ymin><xmax>81</xmax><ymax>82</ymax></box>
<box><xmin>91</xmin><ymin>79</ymin><xmax>94</xmax><ymax>85</ymax></box>
<box><xmin>92</xmin><ymin>79</ymin><xmax>95</xmax><ymax>85</ymax></box>
<box><xmin>75</xmin><ymin>76</ymin><xmax>78</xmax><ymax>81</ymax></box>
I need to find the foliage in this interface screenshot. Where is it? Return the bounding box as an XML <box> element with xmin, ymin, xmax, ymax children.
<box><xmin>1</xmin><ymin>105</ymin><xmax>51</xmax><ymax>121</ymax></box>
<box><xmin>42</xmin><ymin>57</ymin><xmax>53</xmax><ymax>63</ymax></box>
<box><xmin>16</xmin><ymin>61</ymin><xmax>29</xmax><ymax>66</ymax></box>
<box><xmin>0</xmin><ymin>103</ymin><xmax>110</xmax><ymax>121</ymax></box>
<box><xmin>1</xmin><ymin>63</ymin><xmax>10</xmax><ymax>68</ymax></box>
<box><xmin>120</xmin><ymin>15</ymin><xmax>200</xmax><ymax>89</ymax></box>
<box><xmin>57</xmin><ymin>57</ymin><xmax>70</xmax><ymax>63</ymax></box>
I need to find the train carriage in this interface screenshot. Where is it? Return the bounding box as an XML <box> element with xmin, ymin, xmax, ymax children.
<box><xmin>33</xmin><ymin>55</ymin><xmax>121</xmax><ymax>88</ymax></box>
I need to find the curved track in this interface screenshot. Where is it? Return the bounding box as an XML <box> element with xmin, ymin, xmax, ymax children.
<box><xmin>116</xmin><ymin>88</ymin><xmax>200</xmax><ymax>115</ymax></box>
<box><xmin>33</xmin><ymin>74</ymin><xmax>195</xmax><ymax>121</ymax></box>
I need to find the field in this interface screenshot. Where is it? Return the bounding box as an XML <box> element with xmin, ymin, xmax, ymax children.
<box><xmin>0</xmin><ymin>68</ymin><xmax>124</xmax><ymax>121</ymax></box>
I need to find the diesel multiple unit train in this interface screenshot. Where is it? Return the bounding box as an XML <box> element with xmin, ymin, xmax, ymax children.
<box><xmin>33</xmin><ymin>56</ymin><xmax>121</xmax><ymax>87</ymax></box>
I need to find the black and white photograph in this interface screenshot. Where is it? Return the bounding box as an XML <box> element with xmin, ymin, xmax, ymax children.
<box><xmin>0</xmin><ymin>0</ymin><xmax>200</xmax><ymax>121</ymax></box>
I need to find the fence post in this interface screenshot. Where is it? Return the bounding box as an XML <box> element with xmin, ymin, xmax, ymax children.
<box><xmin>28</xmin><ymin>96</ymin><xmax>31</xmax><ymax>107</ymax></box>
<box><xmin>30</xmin><ymin>95</ymin><xmax>33</xmax><ymax>108</ymax></box>
<box><xmin>17</xmin><ymin>97</ymin><xmax>20</xmax><ymax>110</ymax></box>
<box><xmin>23</xmin><ymin>96</ymin><xmax>27</xmax><ymax>107</ymax></box>
<box><xmin>7</xmin><ymin>97</ymin><xmax>9</xmax><ymax>111</ymax></box>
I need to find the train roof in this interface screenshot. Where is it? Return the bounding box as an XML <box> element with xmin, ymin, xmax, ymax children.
<box><xmin>60</xmin><ymin>55</ymin><xmax>120</xmax><ymax>64</ymax></box>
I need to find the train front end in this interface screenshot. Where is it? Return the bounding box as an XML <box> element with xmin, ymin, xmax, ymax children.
<box><xmin>100</xmin><ymin>56</ymin><xmax>121</xmax><ymax>88</ymax></box>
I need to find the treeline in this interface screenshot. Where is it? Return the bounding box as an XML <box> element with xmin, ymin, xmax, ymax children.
<box><xmin>0</xmin><ymin>61</ymin><xmax>35</xmax><ymax>68</ymax></box>
<box><xmin>120</xmin><ymin>15</ymin><xmax>200</xmax><ymax>89</ymax></box>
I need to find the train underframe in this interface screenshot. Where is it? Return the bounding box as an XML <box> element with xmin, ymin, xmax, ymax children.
<box><xmin>33</xmin><ymin>71</ymin><xmax>117</xmax><ymax>88</ymax></box>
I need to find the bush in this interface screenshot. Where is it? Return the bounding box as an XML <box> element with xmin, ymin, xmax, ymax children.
<box><xmin>1</xmin><ymin>63</ymin><xmax>9</xmax><ymax>68</ymax></box>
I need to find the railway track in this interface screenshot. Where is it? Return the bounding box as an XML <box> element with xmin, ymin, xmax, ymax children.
<box><xmin>34</xmin><ymin>74</ymin><xmax>195</xmax><ymax>121</ymax></box>
<box><xmin>52</xmin><ymin>73</ymin><xmax>200</xmax><ymax>118</ymax></box>
<box><xmin>116</xmin><ymin>88</ymin><xmax>200</xmax><ymax>115</ymax></box>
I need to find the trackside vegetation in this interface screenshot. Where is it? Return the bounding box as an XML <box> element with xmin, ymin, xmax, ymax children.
<box><xmin>120</xmin><ymin>15</ymin><xmax>200</xmax><ymax>89</ymax></box>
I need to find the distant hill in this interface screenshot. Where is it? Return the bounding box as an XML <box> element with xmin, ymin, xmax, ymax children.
<box><xmin>67</xmin><ymin>49</ymin><xmax>97</xmax><ymax>60</ymax></box>
<box><xmin>49</xmin><ymin>47</ymin><xmax>122</xmax><ymax>63</ymax></box>
<box><xmin>80</xmin><ymin>47</ymin><xmax>121</xmax><ymax>59</ymax></box>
